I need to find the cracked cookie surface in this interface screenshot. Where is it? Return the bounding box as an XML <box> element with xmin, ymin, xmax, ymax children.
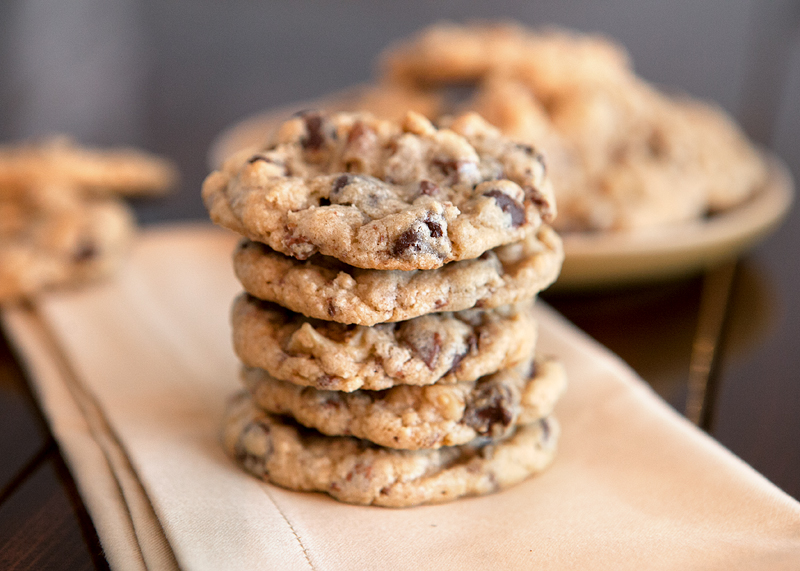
<box><xmin>223</xmin><ymin>391</ymin><xmax>559</xmax><ymax>507</ymax></box>
<box><xmin>242</xmin><ymin>356</ymin><xmax>566</xmax><ymax>450</ymax></box>
<box><xmin>203</xmin><ymin>110</ymin><xmax>555</xmax><ymax>270</ymax></box>
<box><xmin>233</xmin><ymin>224</ymin><xmax>562</xmax><ymax>325</ymax></box>
<box><xmin>232</xmin><ymin>293</ymin><xmax>537</xmax><ymax>391</ymax></box>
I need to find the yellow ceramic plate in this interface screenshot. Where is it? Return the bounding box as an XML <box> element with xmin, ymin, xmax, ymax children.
<box><xmin>209</xmin><ymin>94</ymin><xmax>794</xmax><ymax>291</ymax></box>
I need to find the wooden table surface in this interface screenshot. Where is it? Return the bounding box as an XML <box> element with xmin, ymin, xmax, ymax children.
<box><xmin>1</xmin><ymin>3</ymin><xmax>799</xmax><ymax>569</ymax></box>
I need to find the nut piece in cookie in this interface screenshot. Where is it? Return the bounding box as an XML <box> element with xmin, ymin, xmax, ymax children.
<box><xmin>203</xmin><ymin>110</ymin><xmax>555</xmax><ymax>270</ymax></box>
<box><xmin>223</xmin><ymin>392</ymin><xmax>559</xmax><ymax>507</ymax></box>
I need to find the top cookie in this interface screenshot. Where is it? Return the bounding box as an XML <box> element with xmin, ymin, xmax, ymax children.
<box><xmin>203</xmin><ymin>110</ymin><xmax>555</xmax><ymax>270</ymax></box>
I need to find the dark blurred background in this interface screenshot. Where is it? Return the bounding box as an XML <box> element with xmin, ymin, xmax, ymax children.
<box><xmin>0</xmin><ymin>0</ymin><xmax>797</xmax><ymax>222</ymax></box>
<box><xmin>1</xmin><ymin>0</ymin><xmax>799</xmax><ymax>497</ymax></box>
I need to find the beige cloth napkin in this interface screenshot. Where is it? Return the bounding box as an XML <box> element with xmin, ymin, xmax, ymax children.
<box><xmin>3</xmin><ymin>223</ymin><xmax>800</xmax><ymax>571</ymax></box>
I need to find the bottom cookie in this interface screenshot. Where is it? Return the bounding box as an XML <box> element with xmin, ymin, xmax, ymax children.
<box><xmin>223</xmin><ymin>392</ymin><xmax>559</xmax><ymax>507</ymax></box>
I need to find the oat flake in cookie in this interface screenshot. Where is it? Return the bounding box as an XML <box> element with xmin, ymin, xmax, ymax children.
<box><xmin>224</xmin><ymin>391</ymin><xmax>559</xmax><ymax>507</ymax></box>
<box><xmin>232</xmin><ymin>294</ymin><xmax>538</xmax><ymax>392</ymax></box>
<box><xmin>242</xmin><ymin>356</ymin><xmax>566</xmax><ymax>450</ymax></box>
<box><xmin>203</xmin><ymin>110</ymin><xmax>555</xmax><ymax>270</ymax></box>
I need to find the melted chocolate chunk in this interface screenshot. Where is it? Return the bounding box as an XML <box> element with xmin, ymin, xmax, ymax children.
<box><xmin>464</xmin><ymin>382</ymin><xmax>515</xmax><ymax>437</ymax></box>
<box><xmin>73</xmin><ymin>241</ymin><xmax>96</xmax><ymax>263</ymax></box>
<box><xmin>401</xmin><ymin>330</ymin><xmax>442</xmax><ymax>370</ymax></box>
<box><xmin>524</xmin><ymin>185</ymin><xmax>554</xmax><ymax>222</ymax></box>
<box><xmin>432</xmin><ymin>157</ymin><xmax>468</xmax><ymax>182</ymax></box>
<box><xmin>484</xmin><ymin>190</ymin><xmax>526</xmax><ymax>227</ymax></box>
<box><xmin>446</xmin><ymin>334</ymin><xmax>477</xmax><ymax>376</ymax></box>
<box><xmin>321</xmin><ymin>322</ymin><xmax>357</xmax><ymax>343</ymax></box>
<box><xmin>418</xmin><ymin>332</ymin><xmax>442</xmax><ymax>369</ymax></box>
<box><xmin>347</xmin><ymin>121</ymin><xmax>369</xmax><ymax>145</ymax></box>
<box><xmin>418</xmin><ymin>180</ymin><xmax>439</xmax><ymax>196</ymax></box>
<box><xmin>235</xmin><ymin>420</ymin><xmax>273</xmax><ymax>471</ymax></box>
<box><xmin>302</xmin><ymin>113</ymin><xmax>325</xmax><ymax>150</ymax></box>
<box><xmin>391</xmin><ymin>227</ymin><xmax>422</xmax><ymax>257</ymax></box>
<box><xmin>332</xmin><ymin>174</ymin><xmax>351</xmax><ymax>196</ymax></box>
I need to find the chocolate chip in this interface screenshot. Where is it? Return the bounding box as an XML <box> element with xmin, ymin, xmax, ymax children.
<box><xmin>432</xmin><ymin>158</ymin><xmax>459</xmax><ymax>176</ymax></box>
<box><xmin>302</xmin><ymin>113</ymin><xmax>324</xmax><ymax>150</ymax></box>
<box><xmin>464</xmin><ymin>382</ymin><xmax>515</xmax><ymax>437</ymax></box>
<box><xmin>73</xmin><ymin>241</ymin><xmax>96</xmax><ymax>263</ymax></box>
<box><xmin>235</xmin><ymin>421</ymin><xmax>273</xmax><ymax>473</ymax></box>
<box><xmin>401</xmin><ymin>330</ymin><xmax>442</xmax><ymax>370</ymax></box>
<box><xmin>318</xmin><ymin>197</ymin><xmax>331</xmax><ymax>206</ymax></box>
<box><xmin>322</xmin><ymin>322</ymin><xmax>357</xmax><ymax>343</ymax></box>
<box><xmin>391</xmin><ymin>227</ymin><xmax>422</xmax><ymax>257</ymax></box>
<box><xmin>484</xmin><ymin>190</ymin><xmax>526</xmax><ymax>227</ymax></box>
<box><xmin>326</xmin><ymin>299</ymin><xmax>337</xmax><ymax>318</ymax></box>
<box><xmin>446</xmin><ymin>334</ymin><xmax>477</xmax><ymax>376</ymax></box>
<box><xmin>347</xmin><ymin>121</ymin><xmax>369</xmax><ymax>145</ymax></box>
<box><xmin>418</xmin><ymin>180</ymin><xmax>439</xmax><ymax>196</ymax></box>
<box><xmin>332</xmin><ymin>174</ymin><xmax>351</xmax><ymax>196</ymax></box>
<box><xmin>424</xmin><ymin>215</ymin><xmax>443</xmax><ymax>238</ymax></box>
<box><xmin>524</xmin><ymin>185</ymin><xmax>554</xmax><ymax>222</ymax></box>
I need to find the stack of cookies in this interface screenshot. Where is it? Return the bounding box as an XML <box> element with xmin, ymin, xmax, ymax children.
<box><xmin>203</xmin><ymin>110</ymin><xmax>566</xmax><ymax>507</ymax></box>
<box><xmin>0</xmin><ymin>137</ymin><xmax>177</xmax><ymax>302</ymax></box>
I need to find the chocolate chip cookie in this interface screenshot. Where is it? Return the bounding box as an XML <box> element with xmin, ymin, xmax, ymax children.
<box><xmin>241</xmin><ymin>356</ymin><xmax>565</xmax><ymax>450</ymax></box>
<box><xmin>203</xmin><ymin>110</ymin><xmax>555</xmax><ymax>270</ymax></box>
<box><xmin>0</xmin><ymin>136</ymin><xmax>178</xmax><ymax>197</ymax></box>
<box><xmin>223</xmin><ymin>391</ymin><xmax>559</xmax><ymax>507</ymax></box>
<box><xmin>377</xmin><ymin>22</ymin><xmax>767</xmax><ymax>232</ymax></box>
<box><xmin>233</xmin><ymin>224</ymin><xmax>562</xmax><ymax>325</ymax></box>
<box><xmin>232</xmin><ymin>293</ymin><xmax>537</xmax><ymax>391</ymax></box>
<box><xmin>0</xmin><ymin>197</ymin><xmax>134</xmax><ymax>302</ymax></box>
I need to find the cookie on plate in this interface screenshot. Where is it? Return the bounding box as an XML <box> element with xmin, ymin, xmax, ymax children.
<box><xmin>203</xmin><ymin>110</ymin><xmax>555</xmax><ymax>270</ymax></box>
<box><xmin>242</xmin><ymin>355</ymin><xmax>566</xmax><ymax>450</ymax></box>
<box><xmin>233</xmin><ymin>224</ymin><xmax>562</xmax><ymax>326</ymax></box>
<box><xmin>232</xmin><ymin>293</ymin><xmax>537</xmax><ymax>391</ymax></box>
<box><xmin>223</xmin><ymin>391</ymin><xmax>559</xmax><ymax>507</ymax></box>
<box><xmin>376</xmin><ymin>22</ymin><xmax>768</xmax><ymax>232</ymax></box>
